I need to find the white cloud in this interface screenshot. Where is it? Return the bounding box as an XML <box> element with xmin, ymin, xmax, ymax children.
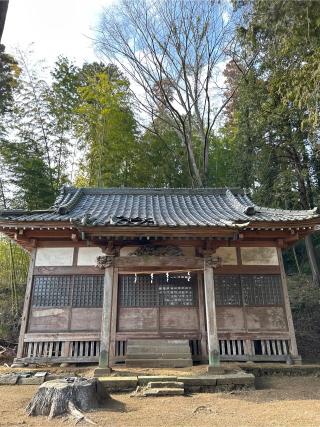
<box><xmin>2</xmin><ymin>0</ymin><xmax>114</xmax><ymax>66</ymax></box>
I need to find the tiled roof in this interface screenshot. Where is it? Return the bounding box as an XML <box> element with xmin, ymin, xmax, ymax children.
<box><xmin>0</xmin><ymin>187</ymin><xmax>319</xmax><ymax>228</ymax></box>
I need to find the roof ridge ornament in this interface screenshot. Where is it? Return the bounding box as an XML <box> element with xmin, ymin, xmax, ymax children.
<box><xmin>56</xmin><ymin>188</ymin><xmax>83</xmax><ymax>215</ymax></box>
<box><xmin>225</xmin><ymin>188</ymin><xmax>256</xmax><ymax>216</ymax></box>
<box><xmin>53</xmin><ymin>185</ymin><xmax>68</xmax><ymax>209</ymax></box>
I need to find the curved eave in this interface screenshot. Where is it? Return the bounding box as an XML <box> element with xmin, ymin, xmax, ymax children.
<box><xmin>0</xmin><ymin>218</ymin><xmax>318</xmax><ymax>235</ymax></box>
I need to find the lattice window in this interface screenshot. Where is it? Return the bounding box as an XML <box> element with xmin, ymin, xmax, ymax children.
<box><xmin>214</xmin><ymin>274</ymin><xmax>283</xmax><ymax>306</ymax></box>
<box><xmin>118</xmin><ymin>273</ymin><xmax>197</xmax><ymax>307</ymax></box>
<box><xmin>118</xmin><ymin>274</ymin><xmax>158</xmax><ymax>307</ymax></box>
<box><xmin>32</xmin><ymin>276</ymin><xmax>72</xmax><ymax>307</ymax></box>
<box><xmin>241</xmin><ymin>275</ymin><xmax>283</xmax><ymax>305</ymax></box>
<box><xmin>73</xmin><ymin>275</ymin><xmax>103</xmax><ymax>307</ymax></box>
<box><xmin>32</xmin><ymin>275</ymin><xmax>104</xmax><ymax>308</ymax></box>
<box><xmin>215</xmin><ymin>275</ymin><xmax>242</xmax><ymax>306</ymax></box>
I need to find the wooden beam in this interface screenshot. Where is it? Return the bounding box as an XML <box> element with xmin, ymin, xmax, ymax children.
<box><xmin>33</xmin><ymin>266</ymin><xmax>101</xmax><ymax>275</ymax></box>
<box><xmin>204</xmin><ymin>263</ymin><xmax>220</xmax><ymax>367</ymax></box>
<box><xmin>24</xmin><ymin>332</ymin><xmax>100</xmax><ymax>342</ymax></box>
<box><xmin>115</xmin><ymin>256</ymin><xmax>203</xmax><ymax>269</ymax></box>
<box><xmin>16</xmin><ymin>249</ymin><xmax>36</xmax><ymax>359</ymax></box>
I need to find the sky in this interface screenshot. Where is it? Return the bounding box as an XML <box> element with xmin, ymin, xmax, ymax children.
<box><xmin>2</xmin><ymin>0</ymin><xmax>114</xmax><ymax>66</ymax></box>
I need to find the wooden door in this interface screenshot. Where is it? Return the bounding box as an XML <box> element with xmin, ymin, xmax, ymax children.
<box><xmin>117</xmin><ymin>272</ymin><xmax>199</xmax><ymax>335</ymax></box>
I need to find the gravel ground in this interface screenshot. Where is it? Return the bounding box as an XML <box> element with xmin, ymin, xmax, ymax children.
<box><xmin>0</xmin><ymin>376</ymin><xmax>320</xmax><ymax>426</ymax></box>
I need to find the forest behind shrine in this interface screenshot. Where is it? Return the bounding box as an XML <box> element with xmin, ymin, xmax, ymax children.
<box><xmin>1</xmin><ymin>0</ymin><xmax>320</xmax><ymax>356</ymax></box>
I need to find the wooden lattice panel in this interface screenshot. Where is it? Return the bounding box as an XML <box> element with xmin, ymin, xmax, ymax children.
<box><xmin>241</xmin><ymin>275</ymin><xmax>283</xmax><ymax>306</ymax></box>
<box><xmin>215</xmin><ymin>274</ymin><xmax>283</xmax><ymax>306</ymax></box>
<box><xmin>32</xmin><ymin>275</ymin><xmax>104</xmax><ymax>308</ymax></box>
<box><xmin>214</xmin><ymin>275</ymin><xmax>242</xmax><ymax>306</ymax></box>
<box><xmin>72</xmin><ymin>275</ymin><xmax>104</xmax><ymax>307</ymax></box>
<box><xmin>32</xmin><ymin>276</ymin><xmax>72</xmax><ymax>307</ymax></box>
<box><xmin>118</xmin><ymin>273</ymin><xmax>197</xmax><ymax>307</ymax></box>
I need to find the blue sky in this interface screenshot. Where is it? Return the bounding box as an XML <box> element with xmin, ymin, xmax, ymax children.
<box><xmin>2</xmin><ymin>0</ymin><xmax>114</xmax><ymax>65</ymax></box>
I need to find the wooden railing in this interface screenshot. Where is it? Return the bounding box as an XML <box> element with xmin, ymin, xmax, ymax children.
<box><xmin>21</xmin><ymin>333</ymin><xmax>100</xmax><ymax>364</ymax></box>
<box><xmin>218</xmin><ymin>336</ymin><xmax>290</xmax><ymax>361</ymax></box>
<box><xmin>19</xmin><ymin>334</ymin><xmax>291</xmax><ymax>364</ymax></box>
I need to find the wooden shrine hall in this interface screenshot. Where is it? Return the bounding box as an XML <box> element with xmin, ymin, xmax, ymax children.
<box><xmin>0</xmin><ymin>187</ymin><xmax>319</xmax><ymax>369</ymax></box>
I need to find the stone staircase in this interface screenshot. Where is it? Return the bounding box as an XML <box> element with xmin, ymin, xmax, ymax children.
<box><xmin>143</xmin><ymin>381</ymin><xmax>184</xmax><ymax>396</ymax></box>
<box><xmin>126</xmin><ymin>339</ymin><xmax>193</xmax><ymax>368</ymax></box>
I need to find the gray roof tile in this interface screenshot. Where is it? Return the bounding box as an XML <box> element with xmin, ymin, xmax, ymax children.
<box><xmin>0</xmin><ymin>187</ymin><xmax>319</xmax><ymax>227</ymax></box>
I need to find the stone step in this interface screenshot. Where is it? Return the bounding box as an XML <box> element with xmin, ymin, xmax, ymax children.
<box><xmin>143</xmin><ymin>387</ymin><xmax>184</xmax><ymax>397</ymax></box>
<box><xmin>126</xmin><ymin>358</ymin><xmax>193</xmax><ymax>368</ymax></box>
<box><xmin>138</xmin><ymin>376</ymin><xmax>177</xmax><ymax>385</ymax></box>
<box><xmin>126</xmin><ymin>353</ymin><xmax>191</xmax><ymax>360</ymax></box>
<box><xmin>147</xmin><ymin>381</ymin><xmax>184</xmax><ymax>389</ymax></box>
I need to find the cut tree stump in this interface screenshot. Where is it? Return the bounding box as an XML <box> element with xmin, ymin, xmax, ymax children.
<box><xmin>26</xmin><ymin>377</ymin><xmax>108</xmax><ymax>422</ymax></box>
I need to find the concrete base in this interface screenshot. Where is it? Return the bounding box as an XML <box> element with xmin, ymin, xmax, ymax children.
<box><xmin>289</xmin><ymin>356</ymin><xmax>302</xmax><ymax>365</ymax></box>
<box><xmin>138</xmin><ymin>376</ymin><xmax>177</xmax><ymax>386</ymax></box>
<box><xmin>99</xmin><ymin>371</ymin><xmax>255</xmax><ymax>393</ymax></box>
<box><xmin>99</xmin><ymin>376</ymin><xmax>138</xmax><ymax>392</ymax></box>
<box><xmin>143</xmin><ymin>387</ymin><xmax>184</xmax><ymax>396</ymax></box>
<box><xmin>94</xmin><ymin>367</ymin><xmax>112</xmax><ymax>377</ymax></box>
<box><xmin>207</xmin><ymin>366</ymin><xmax>226</xmax><ymax>375</ymax></box>
<box><xmin>11</xmin><ymin>359</ymin><xmax>26</xmax><ymax>368</ymax></box>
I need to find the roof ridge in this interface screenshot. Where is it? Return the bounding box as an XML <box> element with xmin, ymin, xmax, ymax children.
<box><xmin>58</xmin><ymin>187</ymin><xmax>246</xmax><ymax>196</ymax></box>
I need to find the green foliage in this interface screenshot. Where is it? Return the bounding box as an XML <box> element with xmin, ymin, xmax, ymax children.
<box><xmin>224</xmin><ymin>1</ymin><xmax>320</xmax><ymax>210</ymax></box>
<box><xmin>287</xmin><ymin>274</ymin><xmax>320</xmax><ymax>360</ymax></box>
<box><xmin>241</xmin><ymin>0</ymin><xmax>320</xmax><ymax>130</ymax></box>
<box><xmin>75</xmin><ymin>64</ymin><xmax>142</xmax><ymax>186</ymax></box>
<box><xmin>0</xmin><ymin>54</ymin><xmax>79</xmax><ymax>210</ymax></box>
<box><xmin>0</xmin><ymin>236</ymin><xmax>29</xmax><ymax>342</ymax></box>
<box><xmin>137</xmin><ymin>121</ymin><xmax>192</xmax><ymax>187</ymax></box>
<box><xmin>0</xmin><ymin>44</ymin><xmax>20</xmax><ymax>116</ymax></box>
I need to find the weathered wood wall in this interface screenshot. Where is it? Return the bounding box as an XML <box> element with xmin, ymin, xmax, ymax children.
<box><xmin>16</xmin><ymin>241</ymin><xmax>296</xmax><ymax>364</ymax></box>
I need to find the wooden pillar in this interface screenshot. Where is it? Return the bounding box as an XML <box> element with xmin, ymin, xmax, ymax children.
<box><xmin>277</xmin><ymin>248</ymin><xmax>300</xmax><ymax>361</ymax></box>
<box><xmin>197</xmin><ymin>273</ymin><xmax>208</xmax><ymax>360</ymax></box>
<box><xmin>16</xmin><ymin>248</ymin><xmax>36</xmax><ymax>361</ymax></box>
<box><xmin>203</xmin><ymin>259</ymin><xmax>220</xmax><ymax>368</ymax></box>
<box><xmin>98</xmin><ymin>257</ymin><xmax>114</xmax><ymax>372</ymax></box>
<box><xmin>109</xmin><ymin>267</ymin><xmax>119</xmax><ymax>365</ymax></box>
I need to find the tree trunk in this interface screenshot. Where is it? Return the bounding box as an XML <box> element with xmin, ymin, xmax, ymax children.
<box><xmin>304</xmin><ymin>234</ymin><xmax>320</xmax><ymax>286</ymax></box>
<box><xmin>26</xmin><ymin>378</ymin><xmax>108</xmax><ymax>420</ymax></box>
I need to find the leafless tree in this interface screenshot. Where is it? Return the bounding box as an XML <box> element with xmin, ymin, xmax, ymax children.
<box><xmin>96</xmin><ymin>0</ymin><xmax>248</xmax><ymax>186</ymax></box>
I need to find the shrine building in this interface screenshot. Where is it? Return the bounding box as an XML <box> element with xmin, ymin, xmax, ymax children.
<box><xmin>0</xmin><ymin>187</ymin><xmax>319</xmax><ymax>369</ymax></box>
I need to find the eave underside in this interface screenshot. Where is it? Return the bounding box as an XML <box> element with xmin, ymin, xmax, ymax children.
<box><xmin>0</xmin><ymin>219</ymin><xmax>317</xmax><ymax>251</ymax></box>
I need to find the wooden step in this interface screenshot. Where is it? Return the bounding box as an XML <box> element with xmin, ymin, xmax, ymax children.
<box><xmin>126</xmin><ymin>353</ymin><xmax>191</xmax><ymax>360</ymax></box>
<box><xmin>128</xmin><ymin>338</ymin><xmax>189</xmax><ymax>346</ymax></box>
<box><xmin>126</xmin><ymin>339</ymin><xmax>192</xmax><ymax>368</ymax></box>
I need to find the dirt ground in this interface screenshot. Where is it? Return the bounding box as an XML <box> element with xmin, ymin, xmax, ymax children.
<box><xmin>1</xmin><ymin>376</ymin><xmax>320</xmax><ymax>427</ymax></box>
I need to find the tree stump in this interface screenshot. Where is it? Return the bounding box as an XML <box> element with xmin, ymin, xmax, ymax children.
<box><xmin>26</xmin><ymin>377</ymin><xmax>108</xmax><ymax>421</ymax></box>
